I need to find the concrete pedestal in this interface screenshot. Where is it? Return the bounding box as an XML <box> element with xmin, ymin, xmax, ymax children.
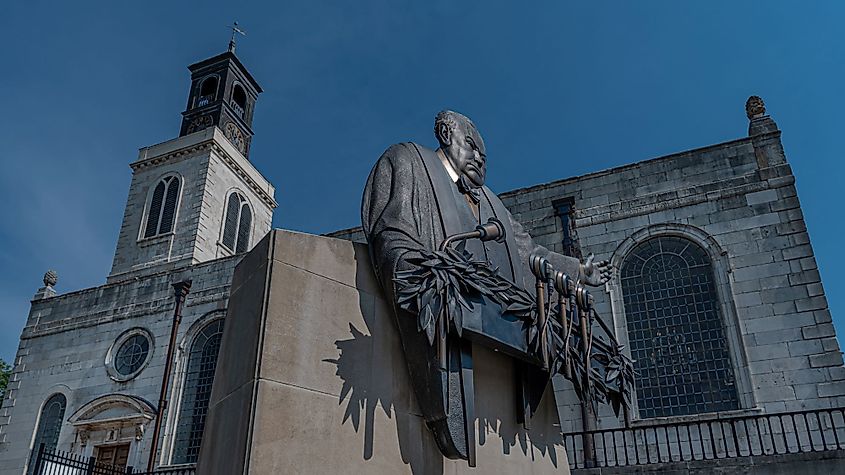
<box><xmin>197</xmin><ymin>230</ymin><xmax>568</xmax><ymax>474</ymax></box>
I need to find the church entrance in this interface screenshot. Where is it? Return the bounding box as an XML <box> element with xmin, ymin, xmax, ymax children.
<box><xmin>95</xmin><ymin>443</ymin><xmax>130</xmax><ymax>469</ymax></box>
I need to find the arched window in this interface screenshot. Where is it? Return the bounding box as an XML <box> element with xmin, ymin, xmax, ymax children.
<box><xmin>197</xmin><ymin>76</ymin><xmax>218</xmax><ymax>107</ymax></box>
<box><xmin>231</xmin><ymin>84</ymin><xmax>246</xmax><ymax>118</ymax></box>
<box><xmin>29</xmin><ymin>393</ymin><xmax>67</xmax><ymax>472</ymax></box>
<box><xmin>143</xmin><ymin>176</ymin><xmax>180</xmax><ymax>238</ymax></box>
<box><xmin>172</xmin><ymin>319</ymin><xmax>224</xmax><ymax>464</ymax></box>
<box><xmin>221</xmin><ymin>192</ymin><xmax>252</xmax><ymax>253</ymax></box>
<box><xmin>621</xmin><ymin>236</ymin><xmax>738</xmax><ymax>419</ymax></box>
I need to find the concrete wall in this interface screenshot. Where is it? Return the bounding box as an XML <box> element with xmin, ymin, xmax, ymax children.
<box><xmin>199</xmin><ymin>229</ymin><xmax>568</xmax><ymax>475</ymax></box>
<box><xmin>0</xmin><ymin>256</ymin><xmax>239</xmax><ymax>474</ymax></box>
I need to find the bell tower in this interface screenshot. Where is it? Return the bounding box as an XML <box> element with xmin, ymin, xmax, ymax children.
<box><xmin>179</xmin><ymin>46</ymin><xmax>262</xmax><ymax>158</ymax></box>
<box><xmin>108</xmin><ymin>45</ymin><xmax>276</xmax><ymax>283</ymax></box>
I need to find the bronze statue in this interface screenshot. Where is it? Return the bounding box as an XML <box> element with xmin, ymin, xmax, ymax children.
<box><xmin>361</xmin><ymin>110</ymin><xmax>619</xmax><ymax>465</ymax></box>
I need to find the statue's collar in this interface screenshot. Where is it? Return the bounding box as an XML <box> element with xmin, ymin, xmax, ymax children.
<box><xmin>435</xmin><ymin>148</ymin><xmax>460</xmax><ymax>183</ymax></box>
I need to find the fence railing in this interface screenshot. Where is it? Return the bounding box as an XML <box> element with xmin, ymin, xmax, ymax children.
<box><xmin>563</xmin><ymin>407</ymin><xmax>845</xmax><ymax>469</ymax></box>
<box><xmin>32</xmin><ymin>444</ymin><xmax>196</xmax><ymax>475</ymax></box>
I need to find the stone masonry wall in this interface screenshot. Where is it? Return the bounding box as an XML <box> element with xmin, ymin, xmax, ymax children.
<box><xmin>0</xmin><ymin>256</ymin><xmax>240</xmax><ymax>474</ymax></box>
<box><xmin>108</xmin><ymin>127</ymin><xmax>275</xmax><ymax>284</ymax></box>
<box><xmin>191</xmin><ymin>148</ymin><xmax>274</xmax><ymax>264</ymax></box>
<box><xmin>499</xmin><ymin>125</ymin><xmax>844</xmax><ymax>433</ymax></box>
<box><xmin>109</xmin><ymin>141</ymin><xmax>214</xmax><ymax>279</ymax></box>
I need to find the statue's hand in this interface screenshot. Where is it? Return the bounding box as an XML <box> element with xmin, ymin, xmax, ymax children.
<box><xmin>581</xmin><ymin>253</ymin><xmax>613</xmax><ymax>287</ymax></box>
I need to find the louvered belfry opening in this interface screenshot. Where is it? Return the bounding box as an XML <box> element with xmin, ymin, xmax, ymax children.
<box><xmin>221</xmin><ymin>192</ymin><xmax>252</xmax><ymax>253</ymax></box>
<box><xmin>231</xmin><ymin>84</ymin><xmax>247</xmax><ymax>118</ymax></box>
<box><xmin>197</xmin><ymin>75</ymin><xmax>218</xmax><ymax>107</ymax></box>
<box><xmin>143</xmin><ymin>176</ymin><xmax>180</xmax><ymax>238</ymax></box>
<box><xmin>621</xmin><ymin>236</ymin><xmax>739</xmax><ymax>419</ymax></box>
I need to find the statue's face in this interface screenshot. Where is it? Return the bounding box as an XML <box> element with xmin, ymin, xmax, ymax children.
<box><xmin>440</xmin><ymin>121</ymin><xmax>487</xmax><ymax>187</ymax></box>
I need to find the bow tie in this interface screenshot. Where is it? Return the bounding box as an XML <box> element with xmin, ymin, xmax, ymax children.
<box><xmin>457</xmin><ymin>175</ymin><xmax>481</xmax><ymax>204</ymax></box>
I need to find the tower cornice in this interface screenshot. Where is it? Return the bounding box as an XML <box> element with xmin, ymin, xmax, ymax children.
<box><xmin>132</xmin><ymin>128</ymin><xmax>277</xmax><ymax>209</ymax></box>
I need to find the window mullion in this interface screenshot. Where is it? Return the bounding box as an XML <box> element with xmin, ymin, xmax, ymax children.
<box><xmin>156</xmin><ymin>180</ymin><xmax>170</xmax><ymax>235</ymax></box>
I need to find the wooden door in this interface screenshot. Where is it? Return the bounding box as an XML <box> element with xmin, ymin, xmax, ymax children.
<box><xmin>96</xmin><ymin>443</ymin><xmax>130</xmax><ymax>469</ymax></box>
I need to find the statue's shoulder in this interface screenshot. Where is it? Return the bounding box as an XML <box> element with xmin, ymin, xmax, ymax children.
<box><xmin>376</xmin><ymin>142</ymin><xmax>431</xmax><ymax>169</ymax></box>
<box><xmin>380</xmin><ymin>142</ymin><xmax>428</xmax><ymax>160</ymax></box>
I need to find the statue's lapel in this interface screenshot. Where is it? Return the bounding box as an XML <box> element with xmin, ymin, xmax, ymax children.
<box><xmin>411</xmin><ymin>143</ymin><xmax>463</xmax><ymax>238</ymax></box>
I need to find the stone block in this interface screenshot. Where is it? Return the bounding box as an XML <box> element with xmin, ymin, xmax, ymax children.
<box><xmin>758</xmin><ymin>236</ymin><xmax>792</xmax><ymax>252</ymax></box>
<box><xmin>795</xmin><ymin>296</ymin><xmax>828</xmax><ymax>312</ymax></box>
<box><xmin>757</xmin><ymin>275</ymin><xmax>791</xmax><ymax>291</ymax></box>
<box><xmin>818</xmin><ymin>381</ymin><xmax>845</xmax><ymax>398</ymax></box>
<box><xmin>745</xmin><ymin>189</ymin><xmax>779</xmax><ymax>206</ymax></box>
<box><xmin>822</xmin><ymin>337</ymin><xmax>840</xmax><ymax>352</ymax></box>
<box><xmin>802</xmin><ymin>323</ymin><xmax>836</xmax><ymax>340</ymax></box>
<box><xmin>829</xmin><ymin>367</ymin><xmax>845</xmax><ymax>381</ymax></box>
<box><xmin>754</xmin><ymin>384</ymin><xmax>796</xmax><ymax>402</ymax></box>
<box><xmin>771</xmin><ymin>196</ymin><xmax>800</xmax><ymax>212</ymax></box>
<box><xmin>789</xmin><ymin>270</ymin><xmax>821</xmax><ymax>285</ymax></box>
<box><xmin>810</xmin><ymin>352</ymin><xmax>844</xmax><ymax>368</ymax></box>
<box><xmin>771</xmin><ymin>302</ymin><xmax>798</xmax><ymax>317</ymax></box>
<box><xmin>748</xmin><ymin>361</ymin><xmax>772</xmax><ymax>375</ymax></box>
<box><xmin>732</xmin><ymin>252</ymin><xmax>777</xmax><ymax>269</ymax></box>
<box><xmin>782</xmin><ymin>245</ymin><xmax>814</xmax><ymax>261</ymax></box>
<box><xmin>744</xmin><ymin>312</ymin><xmax>815</xmax><ymax>333</ymax></box>
<box><xmin>776</xmin><ymin>220</ymin><xmax>807</xmax><ymax>236</ymax></box>
<box><xmin>793</xmin><ymin>383</ymin><xmax>819</xmax><ymax>399</ymax></box>
<box><xmin>787</xmin><ymin>339</ymin><xmax>824</xmax><ymax>357</ymax></box>
<box><xmin>806</xmin><ymin>282</ymin><xmax>825</xmax><ymax>297</ymax></box>
<box><xmin>734</xmin><ymin>292</ymin><xmax>763</xmax><ymax>308</ymax></box>
<box><xmin>815</xmin><ymin>309</ymin><xmax>833</xmax><ymax>324</ymax></box>
<box><xmin>789</xmin><ymin>232</ymin><xmax>810</xmax><ymax>246</ymax></box>
<box><xmin>753</xmin><ymin>328</ymin><xmax>801</xmax><ymax>345</ymax></box>
<box><xmin>747</xmin><ymin>343</ymin><xmax>790</xmax><ymax>362</ymax></box>
<box><xmin>732</xmin><ymin>261</ymin><xmax>791</xmax><ymax>283</ymax></box>
<box><xmin>760</xmin><ymin>285</ymin><xmax>808</xmax><ymax>304</ymax></box>
<box><xmin>783</xmin><ymin>368</ymin><xmax>828</xmax><ymax>385</ymax></box>
<box><xmin>741</xmin><ymin>304</ymin><xmax>774</xmax><ymax>320</ymax></box>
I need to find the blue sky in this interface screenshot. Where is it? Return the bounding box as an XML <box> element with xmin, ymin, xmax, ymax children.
<box><xmin>1</xmin><ymin>1</ymin><xmax>844</xmax><ymax>363</ymax></box>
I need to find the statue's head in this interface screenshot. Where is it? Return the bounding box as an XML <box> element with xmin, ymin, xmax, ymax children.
<box><xmin>435</xmin><ymin>110</ymin><xmax>487</xmax><ymax>188</ymax></box>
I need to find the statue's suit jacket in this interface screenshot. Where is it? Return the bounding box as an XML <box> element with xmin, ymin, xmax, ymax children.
<box><xmin>361</xmin><ymin>142</ymin><xmax>582</xmax><ymax>458</ymax></box>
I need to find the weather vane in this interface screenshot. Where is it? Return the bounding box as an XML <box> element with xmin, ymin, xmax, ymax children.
<box><xmin>228</xmin><ymin>21</ymin><xmax>246</xmax><ymax>53</ymax></box>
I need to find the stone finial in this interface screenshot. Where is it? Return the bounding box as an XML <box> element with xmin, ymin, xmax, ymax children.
<box><xmin>43</xmin><ymin>270</ymin><xmax>58</xmax><ymax>288</ymax></box>
<box><xmin>746</xmin><ymin>96</ymin><xmax>766</xmax><ymax>120</ymax></box>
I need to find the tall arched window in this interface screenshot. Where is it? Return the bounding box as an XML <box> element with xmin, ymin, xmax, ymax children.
<box><xmin>621</xmin><ymin>236</ymin><xmax>738</xmax><ymax>419</ymax></box>
<box><xmin>221</xmin><ymin>192</ymin><xmax>252</xmax><ymax>253</ymax></box>
<box><xmin>143</xmin><ymin>176</ymin><xmax>180</xmax><ymax>238</ymax></box>
<box><xmin>172</xmin><ymin>319</ymin><xmax>224</xmax><ymax>464</ymax></box>
<box><xmin>29</xmin><ymin>393</ymin><xmax>67</xmax><ymax>472</ymax></box>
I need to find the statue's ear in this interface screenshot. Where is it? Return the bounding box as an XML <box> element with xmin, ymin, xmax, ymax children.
<box><xmin>436</xmin><ymin>122</ymin><xmax>451</xmax><ymax>146</ymax></box>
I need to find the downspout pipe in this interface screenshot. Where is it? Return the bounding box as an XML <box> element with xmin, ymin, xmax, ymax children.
<box><xmin>147</xmin><ymin>280</ymin><xmax>192</xmax><ymax>472</ymax></box>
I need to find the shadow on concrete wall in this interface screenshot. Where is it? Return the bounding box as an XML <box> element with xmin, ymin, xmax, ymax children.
<box><xmin>323</xmin><ymin>245</ymin><xmax>564</xmax><ymax>474</ymax></box>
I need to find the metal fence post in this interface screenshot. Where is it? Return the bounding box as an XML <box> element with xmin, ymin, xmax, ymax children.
<box><xmin>85</xmin><ymin>455</ymin><xmax>96</xmax><ymax>475</ymax></box>
<box><xmin>32</xmin><ymin>443</ymin><xmax>46</xmax><ymax>475</ymax></box>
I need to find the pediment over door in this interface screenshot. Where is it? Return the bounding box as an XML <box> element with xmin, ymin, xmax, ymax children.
<box><xmin>68</xmin><ymin>394</ymin><xmax>156</xmax><ymax>441</ymax></box>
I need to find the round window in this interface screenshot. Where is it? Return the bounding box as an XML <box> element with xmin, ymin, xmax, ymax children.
<box><xmin>106</xmin><ymin>329</ymin><xmax>154</xmax><ymax>382</ymax></box>
<box><xmin>115</xmin><ymin>334</ymin><xmax>150</xmax><ymax>376</ymax></box>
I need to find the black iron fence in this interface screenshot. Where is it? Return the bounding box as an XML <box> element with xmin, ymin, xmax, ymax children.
<box><xmin>564</xmin><ymin>407</ymin><xmax>845</xmax><ymax>469</ymax></box>
<box><xmin>32</xmin><ymin>444</ymin><xmax>196</xmax><ymax>475</ymax></box>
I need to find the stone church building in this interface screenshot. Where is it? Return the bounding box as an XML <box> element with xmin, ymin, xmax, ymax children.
<box><xmin>1</xmin><ymin>47</ymin><xmax>843</xmax><ymax>474</ymax></box>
